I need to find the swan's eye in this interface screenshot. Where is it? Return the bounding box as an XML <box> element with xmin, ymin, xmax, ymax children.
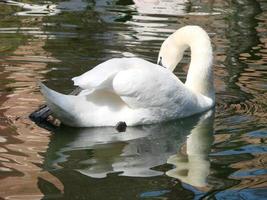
<box><xmin>158</xmin><ymin>57</ymin><xmax>165</xmax><ymax>68</ymax></box>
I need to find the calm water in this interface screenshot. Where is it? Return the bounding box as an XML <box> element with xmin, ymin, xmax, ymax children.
<box><xmin>0</xmin><ymin>0</ymin><xmax>266</xmax><ymax>199</ymax></box>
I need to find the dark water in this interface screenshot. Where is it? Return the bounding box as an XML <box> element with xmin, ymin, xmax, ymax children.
<box><xmin>0</xmin><ymin>0</ymin><xmax>266</xmax><ymax>199</ymax></box>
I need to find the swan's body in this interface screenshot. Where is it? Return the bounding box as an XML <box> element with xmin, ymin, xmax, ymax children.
<box><xmin>40</xmin><ymin>26</ymin><xmax>215</xmax><ymax>127</ymax></box>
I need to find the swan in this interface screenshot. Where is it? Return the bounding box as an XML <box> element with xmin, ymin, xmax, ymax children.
<box><xmin>40</xmin><ymin>25</ymin><xmax>215</xmax><ymax>127</ymax></box>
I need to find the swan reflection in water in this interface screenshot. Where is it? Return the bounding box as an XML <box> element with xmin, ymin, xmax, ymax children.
<box><xmin>166</xmin><ymin>111</ymin><xmax>214</xmax><ymax>187</ymax></box>
<box><xmin>43</xmin><ymin>110</ymin><xmax>214</xmax><ymax>188</ymax></box>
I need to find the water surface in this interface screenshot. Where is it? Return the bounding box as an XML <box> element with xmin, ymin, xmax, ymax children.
<box><xmin>0</xmin><ymin>0</ymin><xmax>266</xmax><ymax>199</ymax></box>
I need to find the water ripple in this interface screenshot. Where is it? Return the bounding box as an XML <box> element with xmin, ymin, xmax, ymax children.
<box><xmin>0</xmin><ymin>0</ymin><xmax>267</xmax><ymax>199</ymax></box>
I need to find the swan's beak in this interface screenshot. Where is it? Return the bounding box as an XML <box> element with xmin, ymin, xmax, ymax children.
<box><xmin>157</xmin><ymin>57</ymin><xmax>166</xmax><ymax>68</ymax></box>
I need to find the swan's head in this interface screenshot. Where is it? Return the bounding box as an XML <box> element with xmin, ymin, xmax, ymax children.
<box><xmin>157</xmin><ymin>36</ymin><xmax>187</xmax><ymax>71</ymax></box>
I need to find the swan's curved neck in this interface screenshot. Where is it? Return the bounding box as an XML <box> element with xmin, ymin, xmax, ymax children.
<box><xmin>171</xmin><ymin>26</ymin><xmax>214</xmax><ymax>100</ymax></box>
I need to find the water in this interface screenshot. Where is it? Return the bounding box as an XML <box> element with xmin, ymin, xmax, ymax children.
<box><xmin>0</xmin><ymin>0</ymin><xmax>266</xmax><ymax>199</ymax></box>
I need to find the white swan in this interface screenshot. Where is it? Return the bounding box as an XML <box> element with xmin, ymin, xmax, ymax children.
<box><xmin>40</xmin><ymin>25</ymin><xmax>215</xmax><ymax>127</ymax></box>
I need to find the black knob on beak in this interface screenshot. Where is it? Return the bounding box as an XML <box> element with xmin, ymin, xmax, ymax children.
<box><xmin>158</xmin><ymin>57</ymin><xmax>165</xmax><ymax>68</ymax></box>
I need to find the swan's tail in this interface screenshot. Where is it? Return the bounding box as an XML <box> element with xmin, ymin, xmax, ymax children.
<box><xmin>39</xmin><ymin>82</ymin><xmax>80</xmax><ymax>126</ymax></box>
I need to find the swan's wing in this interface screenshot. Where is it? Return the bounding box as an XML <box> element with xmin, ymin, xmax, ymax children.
<box><xmin>112</xmin><ymin>65</ymin><xmax>188</xmax><ymax>109</ymax></box>
<box><xmin>72</xmin><ymin>58</ymin><xmax>122</xmax><ymax>90</ymax></box>
<box><xmin>74</xmin><ymin>56</ymin><xmax>192</xmax><ymax>109</ymax></box>
<box><xmin>71</xmin><ymin>58</ymin><xmax>154</xmax><ymax>90</ymax></box>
